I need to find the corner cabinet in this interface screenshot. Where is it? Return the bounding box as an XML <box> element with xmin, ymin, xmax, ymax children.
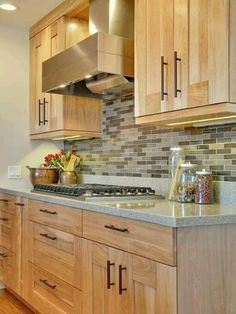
<box><xmin>135</xmin><ymin>0</ymin><xmax>236</xmax><ymax>126</ymax></box>
<box><xmin>30</xmin><ymin>16</ymin><xmax>102</xmax><ymax>140</ymax></box>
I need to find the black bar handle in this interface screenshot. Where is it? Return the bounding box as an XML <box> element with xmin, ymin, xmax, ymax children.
<box><xmin>38</xmin><ymin>99</ymin><xmax>44</xmax><ymax>125</ymax></box>
<box><xmin>15</xmin><ymin>203</ymin><xmax>24</xmax><ymax>207</ymax></box>
<box><xmin>119</xmin><ymin>265</ymin><xmax>127</xmax><ymax>295</ymax></box>
<box><xmin>174</xmin><ymin>51</ymin><xmax>182</xmax><ymax>97</ymax></box>
<box><xmin>104</xmin><ymin>225</ymin><xmax>128</xmax><ymax>233</ymax></box>
<box><xmin>107</xmin><ymin>260</ymin><xmax>115</xmax><ymax>289</ymax></box>
<box><xmin>0</xmin><ymin>253</ymin><xmax>8</xmax><ymax>258</ymax></box>
<box><xmin>161</xmin><ymin>56</ymin><xmax>168</xmax><ymax>101</ymax></box>
<box><xmin>0</xmin><ymin>218</ymin><xmax>8</xmax><ymax>221</ymax></box>
<box><xmin>0</xmin><ymin>199</ymin><xmax>8</xmax><ymax>203</ymax></box>
<box><xmin>40</xmin><ymin>209</ymin><xmax>57</xmax><ymax>215</ymax></box>
<box><xmin>40</xmin><ymin>279</ymin><xmax>57</xmax><ymax>290</ymax></box>
<box><xmin>43</xmin><ymin>98</ymin><xmax>48</xmax><ymax>125</ymax></box>
<box><xmin>40</xmin><ymin>233</ymin><xmax>57</xmax><ymax>241</ymax></box>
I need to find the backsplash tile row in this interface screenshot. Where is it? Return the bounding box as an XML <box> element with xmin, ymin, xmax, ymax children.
<box><xmin>65</xmin><ymin>97</ymin><xmax>236</xmax><ymax>181</ymax></box>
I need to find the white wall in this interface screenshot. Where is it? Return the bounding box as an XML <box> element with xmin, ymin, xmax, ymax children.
<box><xmin>0</xmin><ymin>24</ymin><xmax>62</xmax><ymax>188</ymax></box>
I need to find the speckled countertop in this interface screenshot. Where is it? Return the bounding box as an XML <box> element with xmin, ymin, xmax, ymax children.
<box><xmin>1</xmin><ymin>187</ymin><xmax>236</xmax><ymax>227</ymax></box>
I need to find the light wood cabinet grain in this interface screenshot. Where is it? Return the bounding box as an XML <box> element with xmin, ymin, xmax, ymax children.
<box><xmin>28</xmin><ymin>221</ymin><xmax>82</xmax><ymax>288</ymax></box>
<box><xmin>30</xmin><ymin>15</ymin><xmax>102</xmax><ymax>140</ymax></box>
<box><xmin>81</xmin><ymin>239</ymin><xmax>177</xmax><ymax>314</ymax></box>
<box><xmin>28</xmin><ymin>199</ymin><xmax>82</xmax><ymax>236</ymax></box>
<box><xmin>83</xmin><ymin>211</ymin><xmax>176</xmax><ymax>266</ymax></box>
<box><xmin>135</xmin><ymin>0</ymin><xmax>236</xmax><ymax>125</ymax></box>
<box><xmin>28</xmin><ymin>262</ymin><xmax>82</xmax><ymax>314</ymax></box>
<box><xmin>0</xmin><ymin>196</ymin><xmax>24</xmax><ymax>297</ymax></box>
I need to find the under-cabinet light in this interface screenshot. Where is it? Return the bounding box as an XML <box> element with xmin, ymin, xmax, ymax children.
<box><xmin>167</xmin><ymin>115</ymin><xmax>236</xmax><ymax>127</ymax></box>
<box><xmin>0</xmin><ymin>3</ymin><xmax>17</xmax><ymax>11</ymax></box>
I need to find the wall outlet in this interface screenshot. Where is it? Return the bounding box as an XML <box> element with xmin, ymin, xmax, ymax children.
<box><xmin>8</xmin><ymin>165</ymin><xmax>22</xmax><ymax>179</ymax></box>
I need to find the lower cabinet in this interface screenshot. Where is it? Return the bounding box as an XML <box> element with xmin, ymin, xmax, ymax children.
<box><xmin>0</xmin><ymin>194</ymin><xmax>23</xmax><ymax>296</ymax></box>
<box><xmin>28</xmin><ymin>262</ymin><xmax>82</xmax><ymax>314</ymax></box>
<box><xmin>81</xmin><ymin>239</ymin><xmax>177</xmax><ymax>314</ymax></box>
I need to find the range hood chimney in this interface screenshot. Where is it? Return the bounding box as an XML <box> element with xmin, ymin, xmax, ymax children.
<box><xmin>42</xmin><ymin>0</ymin><xmax>134</xmax><ymax>99</ymax></box>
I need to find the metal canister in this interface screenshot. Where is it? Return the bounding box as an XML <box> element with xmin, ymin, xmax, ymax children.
<box><xmin>195</xmin><ymin>169</ymin><xmax>214</xmax><ymax>204</ymax></box>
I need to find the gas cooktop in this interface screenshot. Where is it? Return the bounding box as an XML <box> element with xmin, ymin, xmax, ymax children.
<box><xmin>32</xmin><ymin>184</ymin><xmax>161</xmax><ymax>201</ymax></box>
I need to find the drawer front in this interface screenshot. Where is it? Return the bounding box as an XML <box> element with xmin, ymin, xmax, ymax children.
<box><xmin>0</xmin><ymin>246</ymin><xmax>20</xmax><ymax>294</ymax></box>
<box><xmin>83</xmin><ymin>211</ymin><xmax>176</xmax><ymax>266</ymax></box>
<box><xmin>28</xmin><ymin>200</ymin><xmax>82</xmax><ymax>236</ymax></box>
<box><xmin>0</xmin><ymin>211</ymin><xmax>14</xmax><ymax>252</ymax></box>
<box><xmin>29</xmin><ymin>263</ymin><xmax>81</xmax><ymax>314</ymax></box>
<box><xmin>0</xmin><ymin>193</ymin><xmax>18</xmax><ymax>215</ymax></box>
<box><xmin>29</xmin><ymin>222</ymin><xmax>81</xmax><ymax>288</ymax></box>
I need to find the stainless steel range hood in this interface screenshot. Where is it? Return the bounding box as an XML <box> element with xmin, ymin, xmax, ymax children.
<box><xmin>42</xmin><ymin>0</ymin><xmax>134</xmax><ymax>99</ymax></box>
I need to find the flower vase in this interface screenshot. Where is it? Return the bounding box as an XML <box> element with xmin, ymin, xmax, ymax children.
<box><xmin>60</xmin><ymin>171</ymin><xmax>77</xmax><ymax>185</ymax></box>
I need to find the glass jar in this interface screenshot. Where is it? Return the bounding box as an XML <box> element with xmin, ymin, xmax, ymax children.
<box><xmin>169</xmin><ymin>147</ymin><xmax>184</xmax><ymax>178</ymax></box>
<box><xmin>195</xmin><ymin>169</ymin><xmax>214</xmax><ymax>204</ymax></box>
<box><xmin>175</xmin><ymin>163</ymin><xmax>197</xmax><ymax>203</ymax></box>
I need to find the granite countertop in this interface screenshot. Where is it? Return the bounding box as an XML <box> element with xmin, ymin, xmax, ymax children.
<box><xmin>1</xmin><ymin>187</ymin><xmax>236</xmax><ymax>227</ymax></box>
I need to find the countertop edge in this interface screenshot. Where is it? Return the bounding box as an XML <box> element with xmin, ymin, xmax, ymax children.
<box><xmin>1</xmin><ymin>187</ymin><xmax>236</xmax><ymax>228</ymax></box>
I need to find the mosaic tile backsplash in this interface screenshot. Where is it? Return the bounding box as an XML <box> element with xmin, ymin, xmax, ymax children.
<box><xmin>65</xmin><ymin>97</ymin><xmax>236</xmax><ymax>182</ymax></box>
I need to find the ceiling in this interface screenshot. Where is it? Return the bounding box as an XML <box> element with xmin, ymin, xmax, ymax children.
<box><xmin>0</xmin><ymin>0</ymin><xmax>64</xmax><ymax>28</ymax></box>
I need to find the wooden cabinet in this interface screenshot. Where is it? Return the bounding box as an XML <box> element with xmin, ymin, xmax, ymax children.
<box><xmin>28</xmin><ymin>199</ymin><xmax>82</xmax><ymax>236</ymax></box>
<box><xmin>81</xmin><ymin>239</ymin><xmax>177</xmax><ymax>314</ymax></box>
<box><xmin>30</xmin><ymin>16</ymin><xmax>102</xmax><ymax>140</ymax></box>
<box><xmin>0</xmin><ymin>194</ymin><xmax>24</xmax><ymax>296</ymax></box>
<box><xmin>30</xmin><ymin>28</ymin><xmax>51</xmax><ymax>135</ymax></box>
<box><xmin>83</xmin><ymin>211</ymin><xmax>176</xmax><ymax>265</ymax></box>
<box><xmin>23</xmin><ymin>199</ymin><xmax>83</xmax><ymax>313</ymax></box>
<box><xmin>135</xmin><ymin>0</ymin><xmax>236</xmax><ymax>126</ymax></box>
<box><xmin>28</xmin><ymin>262</ymin><xmax>82</xmax><ymax>314</ymax></box>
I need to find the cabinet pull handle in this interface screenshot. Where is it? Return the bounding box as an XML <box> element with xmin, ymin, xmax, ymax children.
<box><xmin>107</xmin><ymin>260</ymin><xmax>115</xmax><ymax>289</ymax></box>
<box><xmin>40</xmin><ymin>233</ymin><xmax>57</xmax><ymax>241</ymax></box>
<box><xmin>38</xmin><ymin>99</ymin><xmax>44</xmax><ymax>126</ymax></box>
<box><xmin>161</xmin><ymin>56</ymin><xmax>168</xmax><ymax>100</ymax></box>
<box><xmin>43</xmin><ymin>98</ymin><xmax>48</xmax><ymax>125</ymax></box>
<box><xmin>0</xmin><ymin>253</ymin><xmax>8</xmax><ymax>258</ymax></box>
<box><xmin>0</xmin><ymin>199</ymin><xmax>8</xmax><ymax>203</ymax></box>
<box><xmin>40</xmin><ymin>279</ymin><xmax>57</xmax><ymax>290</ymax></box>
<box><xmin>0</xmin><ymin>218</ymin><xmax>8</xmax><ymax>221</ymax></box>
<box><xmin>104</xmin><ymin>225</ymin><xmax>128</xmax><ymax>233</ymax></box>
<box><xmin>174</xmin><ymin>51</ymin><xmax>182</xmax><ymax>97</ymax></box>
<box><xmin>119</xmin><ymin>265</ymin><xmax>127</xmax><ymax>295</ymax></box>
<box><xmin>40</xmin><ymin>209</ymin><xmax>57</xmax><ymax>215</ymax></box>
<box><xmin>15</xmin><ymin>203</ymin><xmax>24</xmax><ymax>207</ymax></box>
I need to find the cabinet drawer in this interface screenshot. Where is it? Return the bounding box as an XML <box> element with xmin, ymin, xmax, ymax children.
<box><xmin>0</xmin><ymin>246</ymin><xmax>20</xmax><ymax>294</ymax></box>
<box><xmin>0</xmin><ymin>193</ymin><xmax>18</xmax><ymax>215</ymax></box>
<box><xmin>29</xmin><ymin>222</ymin><xmax>81</xmax><ymax>288</ymax></box>
<box><xmin>0</xmin><ymin>210</ymin><xmax>15</xmax><ymax>252</ymax></box>
<box><xmin>83</xmin><ymin>211</ymin><xmax>176</xmax><ymax>266</ymax></box>
<box><xmin>29</xmin><ymin>263</ymin><xmax>81</xmax><ymax>314</ymax></box>
<box><xmin>28</xmin><ymin>200</ymin><xmax>82</xmax><ymax>236</ymax></box>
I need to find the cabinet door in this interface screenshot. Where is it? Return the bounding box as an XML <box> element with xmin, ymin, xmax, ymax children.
<box><xmin>30</xmin><ymin>29</ymin><xmax>50</xmax><ymax>134</ymax></box>
<box><xmin>174</xmin><ymin>0</ymin><xmax>229</xmax><ymax>110</ymax></box>
<box><xmin>135</xmin><ymin>0</ymin><xmax>174</xmax><ymax>117</ymax></box>
<box><xmin>82</xmin><ymin>240</ymin><xmax>132</xmax><ymax>314</ymax></box>
<box><xmin>48</xmin><ymin>17</ymin><xmax>65</xmax><ymax>132</ymax></box>
<box><xmin>131</xmin><ymin>255</ymin><xmax>177</xmax><ymax>314</ymax></box>
<box><xmin>82</xmin><ymin>239</ymin><xmax>177</xmax><ymax>314</ymax></box>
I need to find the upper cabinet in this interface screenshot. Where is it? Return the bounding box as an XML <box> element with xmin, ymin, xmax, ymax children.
<box><xmin>30</xmin><ymin>9</ymin><xmax>102</xmax><ymax>140</ymax></box>
<box><xmin>135</xmin><ymin>0</ymin><xmax>236</xmax><ymax>126</ymax></box>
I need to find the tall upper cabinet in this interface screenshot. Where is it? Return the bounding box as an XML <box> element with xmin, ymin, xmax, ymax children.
<box><xmin>29</xmin><ymin>3</ymin><xmax>102</xmax><ymax>140</ymax></box>
<box><xmin>135</xmin><ymin>0</ymin><xmax>236</xmax><ymax>126</ymax></box>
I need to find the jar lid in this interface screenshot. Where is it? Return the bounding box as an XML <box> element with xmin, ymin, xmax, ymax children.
<box><xmin>170</xmin><ymin>147</ymin><xmax>183</xmax><ymax>151</ymax></box>
<box><xmin>180</xmin><ymin>162</ymin><xmax>197</xmax><ymax>169</ymax></box>
<box><xmin>196</xmin><ymin>169</ymin><xmax>212</xmax><ymax>175</ymax></box>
